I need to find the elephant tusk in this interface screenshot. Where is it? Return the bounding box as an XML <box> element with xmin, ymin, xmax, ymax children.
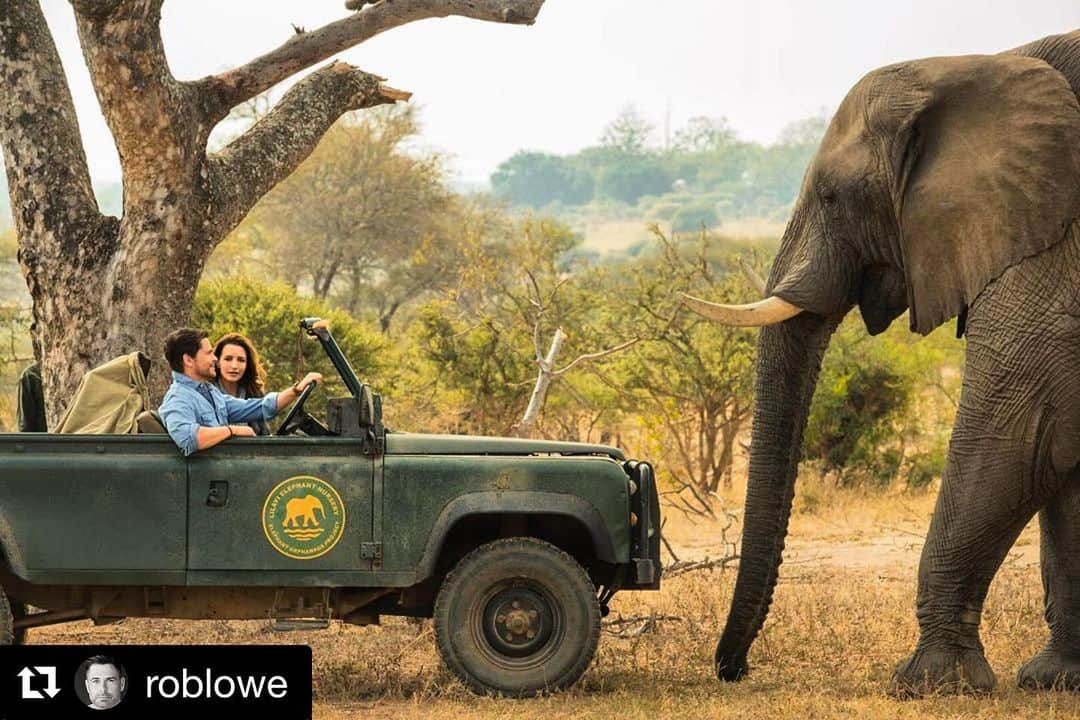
<box><xmin>680</xmin><ymin>293</ymin><xmax>804</xmax><ymax>327</ymax></box>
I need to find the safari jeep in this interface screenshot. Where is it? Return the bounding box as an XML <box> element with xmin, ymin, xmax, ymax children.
<box><xmin>0</xmin><ymin>318</ymin><xmax>660</xmax><ymax>696</ymax></box>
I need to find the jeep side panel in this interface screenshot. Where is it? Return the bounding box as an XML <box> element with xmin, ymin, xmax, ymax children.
<box><xmin>380</xmin><ymin>454</ymin><xmax>632</xmax><ymax>582</ymax></box>
<box><xmin>0</xmin><ymin>435</ymin><xmax>186</xmax><ymax>584</ymax></box>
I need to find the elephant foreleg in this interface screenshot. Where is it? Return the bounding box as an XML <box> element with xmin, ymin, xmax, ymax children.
<box><xmin>890</xmin><ymin>318</ymin><xmax>1072</xmax><ymax>694</ymax></box>
<box><xmin>890</xmin><ymin>239</ymin><xmax>1080</xmax><ymax>696</ymax></box>
<box><xmin>889</xmin><ymin>422</ymin><xmax>1048</xmax><ymax>696</ymax></box>
<box><xmin>1018</xmin><ymin>477</ymin><xmax>1080</xmax><ymax>690</ymax></box>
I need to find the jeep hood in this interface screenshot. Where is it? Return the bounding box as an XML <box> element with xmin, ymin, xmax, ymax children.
<box><xmin>383</xmin><ymin>433</ymin><xmax>625</xmax><ymax>461</ymax></box>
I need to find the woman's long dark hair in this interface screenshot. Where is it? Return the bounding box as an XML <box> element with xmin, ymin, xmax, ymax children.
<box><xmin>213</xmin><ymin>333</ymin><xmax>267</xmax><ymax>398</ymax></box>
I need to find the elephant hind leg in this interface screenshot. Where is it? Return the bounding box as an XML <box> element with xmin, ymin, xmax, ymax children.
<box><xmin>1019</xmin><ymin>476</ymin><xmax>1080</xmax><ymax>691</ymax></box>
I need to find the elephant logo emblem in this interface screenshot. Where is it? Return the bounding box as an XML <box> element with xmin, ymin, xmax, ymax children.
<box><xmin>261</xmin><ymin>476</ymin><xmax>345</xmax><ymax>560</ymax></box>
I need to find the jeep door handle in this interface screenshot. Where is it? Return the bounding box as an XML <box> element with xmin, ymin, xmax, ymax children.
<box><xmin>207</xmin><ymin>481</ymin><xmax>229</xmax><ymax>507</ymax></box>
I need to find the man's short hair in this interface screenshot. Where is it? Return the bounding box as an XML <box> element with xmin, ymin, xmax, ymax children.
<box><xmin>164</xmin><ymin>328</ymin><xmax>209</xmax><ymax>373</ymax></box>
<box><xmin>80</xmin><ymin>654</ymin><xmax>119</xmax><ymax>675</ymax></box>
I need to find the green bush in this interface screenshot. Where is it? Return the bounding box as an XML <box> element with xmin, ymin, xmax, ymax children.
<box><xmin>802</xmin><ymin>312</ymin><xmax>963</xmax><ymax>489</ymax></box>
<box><xmin>804</xmin><ymin>319</ymin><xmax>916</xmax><ymax>487</ymax></box>
<box><xmin>193</xmin><ymin>276</ymin><xmax>391</xmax><ymax>408</ymax></box>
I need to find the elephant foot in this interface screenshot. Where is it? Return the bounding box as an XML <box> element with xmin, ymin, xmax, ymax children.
<box><xmin>1018</xmin><ymin>647</ymin><xmax>1080</xmax><ymax>691</ymax></box>
<box><xmin>889</xmin><ymin>646</ymin><xmax>996</xmax><ymax>697</ymax></box>
<box><xmin>714</xmin><ymin>652</ymin><xmax>748</xmax><ymax>682</ymax></box>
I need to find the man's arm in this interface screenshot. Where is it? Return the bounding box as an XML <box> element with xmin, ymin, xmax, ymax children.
<box><xmin>273</xmin><ymin>372</ymin><xmax>323</xmax><ymax>412</ymax></box>
<box><xmin>221</xmin><ymin>372</ymin><xmax>324</xmax><ymax>425</ymax></box>
<box><xmin>195</xmin><ymin>424</ymin><xmax>256</xmax><ymax>450</ymax></box>
<box><xmin>161</xmin><ymin>390</ymin><xmax>255</xmax><ymax>455</ymax></box>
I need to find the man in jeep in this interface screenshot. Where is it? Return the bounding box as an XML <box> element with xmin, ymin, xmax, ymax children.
<box><xmin>159</xmin><ymin>328</ymin><xmax>321</xmax><ymax>455</ymax></box>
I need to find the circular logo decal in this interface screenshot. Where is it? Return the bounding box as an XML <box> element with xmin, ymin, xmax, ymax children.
<box><xmin>262</xmin><ymin>476</ymin><xmax>346</xmax><ymax>560</ymax></box>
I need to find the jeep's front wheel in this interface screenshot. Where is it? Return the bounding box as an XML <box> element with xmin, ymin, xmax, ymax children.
<box><xmin>434</xmin><ymin>537</ymin><xmax>600</xmax><ymax>696</ymax></box>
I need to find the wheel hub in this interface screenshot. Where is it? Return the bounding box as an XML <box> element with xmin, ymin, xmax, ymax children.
<box><xmin>482</xmin><ymin>586</ymin><xmax>554</xmax><ymax>658</ymax></box>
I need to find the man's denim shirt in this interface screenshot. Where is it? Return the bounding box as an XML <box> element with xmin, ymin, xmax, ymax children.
<box><xmin>159</xmin><ymin>371</ymin><xmax>279</xmax><ymax>456</ymax></box>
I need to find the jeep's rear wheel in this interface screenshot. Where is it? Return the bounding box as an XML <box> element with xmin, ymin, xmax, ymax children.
<box><xmin>434</xmin><ymin>537</ymin><xmax>600</xmax><ymax>696</ymax></box>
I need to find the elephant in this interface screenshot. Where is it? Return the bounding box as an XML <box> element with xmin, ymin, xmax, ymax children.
<box><xmin>683</xmin><ymin>30</ymin><xmax>1080</xmax><ymax>695</ymax></box>
<box><xmin>283</xmin><ymin>494</ymin><xmax>325</xmax><ymax>528</ymax></box>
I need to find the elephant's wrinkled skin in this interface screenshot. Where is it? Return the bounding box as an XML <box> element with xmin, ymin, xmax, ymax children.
<box><xmin>697</xmin><ymin>30</ymin><xmax>1080</xmax><ymax>695</ymax></box>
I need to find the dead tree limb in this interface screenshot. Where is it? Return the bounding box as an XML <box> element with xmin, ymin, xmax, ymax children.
<box><xmin>602</xmin><ymin>612</ymin><xmax>683</xmax><ymax>638</ymax></box>
<box><xmin>194</xmin><ymin>0</ymin><xmax>545</xmax><ymax>121</ymax></box>
<box><xmin>738</xmin><ymin>256</ymin><xmax>767</xmax><ymax>295</ymax></box>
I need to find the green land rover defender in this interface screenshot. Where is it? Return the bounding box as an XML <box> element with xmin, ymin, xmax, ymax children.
<box><xmin>0</xmin><ymin>318</ymin><xmax>660</xmax><ymax>696</ymax></box>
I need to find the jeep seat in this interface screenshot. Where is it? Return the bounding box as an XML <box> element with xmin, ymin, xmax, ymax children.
<box><xmin>136</xmin><ymin>410</ymin><xmax>167</xmax><ymax>434</ymax></box>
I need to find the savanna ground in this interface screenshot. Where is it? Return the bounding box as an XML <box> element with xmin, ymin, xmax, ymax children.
<box><xmin>29</xmin><ymin>475</ymin><xmax>1080</xmax><ymax>720</ymax></box>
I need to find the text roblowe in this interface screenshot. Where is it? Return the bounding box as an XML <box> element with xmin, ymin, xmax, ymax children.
<box><xmin>146</xmin><ymin>667</ymin><xmax>288</xmax><ymax>700</ymax></box>
<box><xmin>0</xmin><ymin>645</ymin><xmax>310</xmax><ymax>720</ymax></box>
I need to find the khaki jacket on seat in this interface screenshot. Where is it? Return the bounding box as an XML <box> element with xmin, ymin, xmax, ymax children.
<box><xmin>55</xmin><ymin>352</ymin><xmax>151</xmax><ymax>435</ymax></box>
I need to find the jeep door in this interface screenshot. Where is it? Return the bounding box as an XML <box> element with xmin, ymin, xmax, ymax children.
<box><xmin>185</xmin><ymin>437</ymin><xmax>375</xmax><ymax>583</ymax></box>
<box><xmin>0</xmin><ymin>435</ymin><xmax>187</xmax><ymax>585</ymax></box>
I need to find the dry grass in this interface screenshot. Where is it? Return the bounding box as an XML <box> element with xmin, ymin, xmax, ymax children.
<box><xmin>581</xmin><ymin>220</ymin><xmax>655</xmax><ymax>254</ymax></box>
<box><xmin>29</xmin><ymin>489</ymin><xmax>1080</xmax><ymax>719</ymax></box>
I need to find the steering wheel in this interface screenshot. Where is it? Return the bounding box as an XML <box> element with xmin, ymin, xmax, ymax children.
<box><xmin>276</xmin><ymin>380</ymin><xmax>318</xmax><ymax>436</ymax></box>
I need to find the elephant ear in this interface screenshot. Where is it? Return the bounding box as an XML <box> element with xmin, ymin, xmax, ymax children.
<box><xmin>893</xmin><ymin>54</ymin><xmax>1080</xmax><ymax>335</ymax></box>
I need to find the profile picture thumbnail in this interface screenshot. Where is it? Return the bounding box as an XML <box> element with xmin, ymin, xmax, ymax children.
<box><xmin>75</xmin><ymin>655</ymin><xmax>128</xmax><ymax>711</ymax></box>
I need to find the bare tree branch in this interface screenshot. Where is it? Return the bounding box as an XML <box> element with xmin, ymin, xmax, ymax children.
<box><xmin>602</xmin><ymin>612</ymin><xmax>683</xmax><ymax>638</ymax></box>
<box><xmin>553</xmin><ymin>337</ymin><xmax>641</xmax><ymax>377</ymax></box>
<box><xmin>207</xmin><ymin>62</ymin><xmax>407</xmax><ymax>240</ymax></box>
<box><xmin>738</xmin><ymin>256</ymin><xmax>766</xmax><ymax>295</ymax></box>
<box><xmin>659</xmin><ymin>518</ymin><xmax>680</xmax><ymax>562</ymax></box>
<box><xmin>523</xmin><ymin>270</ymin><xmax>545</xmax><ymax>361</ymax></box>
<box><xmin>532</xmin><ymin>313</ymin><xmax>545</xmax><ymax>363</ymax></box>
<box><xmin>196</xmin><ymin>0</ymin><xmax>546</xmax><ymax>120</ymax></box>
<box><xmin>516</xmin><ymin>326</ymin><xmax>564</xmax><ymax>437</ymax></box>
<box><xmin>664</xmin><ymin>555</ymin><xmax>740</xmax><ymax>577</ymax></box>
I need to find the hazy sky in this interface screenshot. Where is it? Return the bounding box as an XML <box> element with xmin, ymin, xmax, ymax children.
<box><xmin>39</xmin><ymin>0</ymin><xmax>1080</xmax><ymax>184</ymax></box>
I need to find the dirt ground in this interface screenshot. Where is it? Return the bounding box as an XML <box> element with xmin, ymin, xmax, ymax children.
<box><xmin>30</xmin><ymin>489</ymin><xmax>1080</xmax><ymax>719</ymax></box>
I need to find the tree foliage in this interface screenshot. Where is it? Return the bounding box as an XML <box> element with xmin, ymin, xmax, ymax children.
<box><xmin>239</xmin><ymin>107</ymin><xmax>453</xmax><ymax>302</ymax></box>
<box><xmin>0</xmin><ymin>0</ymin><xmax>543</xmax><ymax>419</ymax></box>
<box><xmin>210</xmin><ymin>106</ymin><xmax>501</xmax><ymax>334</ymax></box>
<box><xmin>596</xmin><ymin>227</ymin><xmax>759</xmax><ymax>493</ymax></box>
<box><xmin>600</xmin><ymin>104</ymin><xmax>654</xmax><ymax>154</ymax></box>
<box><xmin>192</xmin><ymin>276</ymin><xmax>391</xmax><ymax>414</ymax></box>
<box><xmin>406</xmin><ymin>217</ymin><xmax>630</xmax><ymax>438</ymax></box>
<box><xmin>488</xmin><ymin>109</ymin><xmax>830</xmax><ymax>221</ymax></box>
<box><xmin>490</xmin><ymin>152</ymin><xmax>594</xmax><ymax>207</ymax></box>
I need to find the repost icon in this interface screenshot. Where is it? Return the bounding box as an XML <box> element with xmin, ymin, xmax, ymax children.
<box><xmin>17</xmin><ymin>665</ymin><xmax>59</xmax><ymax>700</ymax></box>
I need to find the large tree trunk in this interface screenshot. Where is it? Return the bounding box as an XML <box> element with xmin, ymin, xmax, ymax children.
<box><xmin>714</xmin><ymin>312</ymin><xmax>840</xmax><ymax>680</ymax></box>
<box><xmin>0</xmin><ymin>0</ymin><xmax>544</xmax><ymax>424</ymax></box>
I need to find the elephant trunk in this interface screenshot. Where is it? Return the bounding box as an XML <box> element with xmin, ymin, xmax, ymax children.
<box><xmin>715</xmin><ymin>311</ymin><xmax>840</xmax><ymax>680</ymax></box>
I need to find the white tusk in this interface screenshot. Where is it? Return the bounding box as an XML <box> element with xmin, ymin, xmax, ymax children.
<box><xmin>680</xmin><ymin>293</ymin><xmax>804</xmax><ymax>327</ymax></box>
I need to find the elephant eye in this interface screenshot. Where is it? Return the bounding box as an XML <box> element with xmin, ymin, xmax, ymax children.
<box><xmin>821</xmin><ymin>190</ymin><xmax>838</xmax><ymax>205</ymax></box>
